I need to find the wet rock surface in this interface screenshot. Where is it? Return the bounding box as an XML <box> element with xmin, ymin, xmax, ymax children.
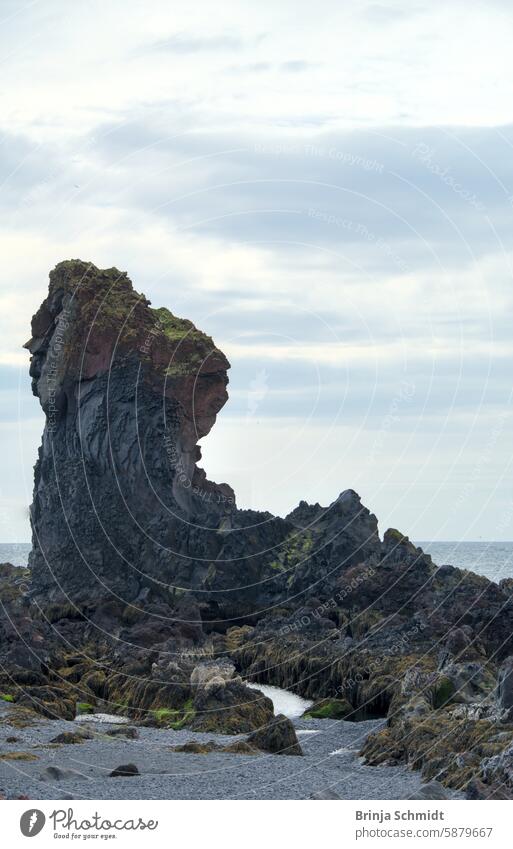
<box><xmin>0</xmin><ymin>259</ymin><xmax>512</xmax><ymax>798</ymax></box>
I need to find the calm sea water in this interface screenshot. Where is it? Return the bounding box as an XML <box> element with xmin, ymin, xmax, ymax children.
<box><xmin>0</xmin><ymin>543</ymin><xmax>31</xmax><ymax>567</ymax></box>
<box><xmin>1</xmin><ymin>541</ymin><xmax>513</xmax><ymax>583</ymax></box>
<box><xmin>417</xmin><ymin>541</ymin><xmax>513</xmax><ymax>584</ymax></box>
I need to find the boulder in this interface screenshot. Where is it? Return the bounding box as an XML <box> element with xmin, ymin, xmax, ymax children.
<box><xmin>247</xmin><ymin>714</ymin><xmax>303</xmax><ymax>756</ymax></box>
<box><xmin>191</xmin><ymin>677</ymin><xmax>274</xmax><ymax>734</ymax></box>
<box><xmin>109</xmin><ymin>763</ymin><xmax>140</xmax><ymax>777</ymax></box>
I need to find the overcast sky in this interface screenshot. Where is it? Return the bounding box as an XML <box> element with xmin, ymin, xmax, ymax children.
<box><xmin>1</xmin><ymin>0</ymin><xmax>513</xmax><ymax>542</ymax></box>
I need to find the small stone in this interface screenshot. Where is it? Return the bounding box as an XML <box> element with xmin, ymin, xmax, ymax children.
<box><xmin>39</xmin><ymin>766</ymin><xmax>89</xmax><ymax>782</ymax></box>
<box><xmin>408</xmin><ymin>781</ymin><xmax>448</xmax><ymax>800</ymax></box>
<box><xmin>310</xmin><ymin>788</ymin><xmax>342</xmax><ymax>799</ymax></box>
<box><xmin>50</xmin><ymin>731</ymin><xmax>92</xmax><ymax>744</ymax></box>
<box><xmin>171</xmin><ymin>741</ymin><xmax>219</xmax><ymax>754</ymax></box>
<box><xmin>105</xmin><ymin>726</ymin><xmax>139</xmax><ymax>739</ymax></box>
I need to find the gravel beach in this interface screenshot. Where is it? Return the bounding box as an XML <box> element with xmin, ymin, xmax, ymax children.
<box><xmin>0</xmin><ymin>701</ymin><xmax>451</xmax><ymax>800</ymax></box>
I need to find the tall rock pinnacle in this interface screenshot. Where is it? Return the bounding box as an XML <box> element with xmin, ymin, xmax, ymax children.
<box><xmin>25</xmin><ymin>260</ymin><xmax>234</xmax><ymax>607</ymax></box>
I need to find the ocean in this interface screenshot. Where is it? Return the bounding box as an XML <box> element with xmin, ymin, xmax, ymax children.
<box><xmin>0</xmin><ymin>543</ymin><xmax>32</xmax><ymax>567</ymax></box>
<box><xmin>1</xmin><ymin>541</ymin><xmax>513</xmax><ymax>584</ymax></box>
<box><xmin>417</xmin><ymin>541</ymin><xmax>513</xmax><ymax>584</ymax></box>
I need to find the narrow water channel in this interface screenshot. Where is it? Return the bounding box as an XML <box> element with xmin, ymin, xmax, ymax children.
<box><xmin>246</xmin><ymin>681</ymin><xmax>313</xmax><ymax>719</ymax></box>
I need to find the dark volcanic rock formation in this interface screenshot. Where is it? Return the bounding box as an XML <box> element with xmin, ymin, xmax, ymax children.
<box><xmin>0</xmin><ymin>258</ymin><xmax>513</xmax><ymax>797</ymax></box>
<box><xmin>25</xmin><ymin>260</ymin><xmax>234</xmax><ymax>611</ymax></box>
<box><xmin>22</xmin><ymin>260</ymin><xmax>387</xmax><ymax>630</ymax></box>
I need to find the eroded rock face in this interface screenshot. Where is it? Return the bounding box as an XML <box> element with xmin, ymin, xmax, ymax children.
<box><xmin>25</xmin><ymin>260</ymin><xmax>234</xmax><ymax>609</ymax></box>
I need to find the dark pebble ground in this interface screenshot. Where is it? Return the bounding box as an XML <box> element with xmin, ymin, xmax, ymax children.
<box><xmin>0</xmin><ymin>704</ymin><xmax>458</xmax><ymax>800</ymax></box>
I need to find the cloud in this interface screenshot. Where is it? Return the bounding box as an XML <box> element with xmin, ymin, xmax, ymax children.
<box><xmin>76</xmin><ymin>117</ymin><xmax>513</xmax><ymax>280</ymax></box>
<box><xmin>280</xmin><ymin>60</ymin><xmax>319</xmax><ymax>73</ymax></box>
<box><xmin>361</xmin><ymin>3</ymin><xmax>419</xmax><ymax>24</ymax></box>
<box><xmin>233</xmin><ymin>62</ymin><xmax>272</xmax><ymax>73</ymax></box>
<box><xmin>141</xmin><ymin>32</ymin><xmax>244</xmax><ymax>54</ymax></box>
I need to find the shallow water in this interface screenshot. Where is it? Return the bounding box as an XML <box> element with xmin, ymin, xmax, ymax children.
<box><xmin>246</xmin><ymin>682</ymin><xmax>313</xmax><ymax>719</ymax></box>
<box><xmin>74</xmin><ymin>713</ymin><xmax>129</xmax><ymax>724</ymax></box>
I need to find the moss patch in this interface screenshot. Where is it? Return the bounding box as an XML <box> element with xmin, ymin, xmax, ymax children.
<box><xmin>152</xmin><ymin>307</ymin><xmax>199</xmax><ymax>343</ymax></box>
<box><xmin>271</xmin><ymin>531</ymin><xmax>315</xmax><ymax>573</ymax></box>
<box><xmin>432</xmin><ymin>676</ymin><xmax>456</xmax><ymax>709</ymax></box>
<box><xmin>0</xmin><ymin>751</ymin><xmax>38</xmax><ymax>761</ymax></box>
<box><xmin>304</xmin><ymin>698</ymin><xmax>354</xmax><ymax>720</ymax></box>
<box><xmin>386</xmin><ymin>528</ymin><xmax>407</xmax><ymax>542</ymax></box>
<box><xmin>76</xmin><ymin>702</ymin><xmax>94</xmax><ymax>715</ymax></box>
<box><xmin>151</xmin><ymin>699</ymin><xmax>195</xmax><ymax>729</ymax></box>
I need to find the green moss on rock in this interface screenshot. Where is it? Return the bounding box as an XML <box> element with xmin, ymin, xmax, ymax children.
<box><xmin>303</xmin><ymin>698</ymin><xmax>354</xmax><ymax>720</ymax></box>
<box><xmin>151</xmin><ymin>307</ymin><xmax>199</xmax><ymax>342</ymax></box>
<box><xmin>0</xmin><ymin>694</ymin><xmax>14</xmax><ymax>703</ymax></box>
<box><xmin>151</xmin><ymin>699</ymin><xmax>195</xmax><ymax>729</ymax></box>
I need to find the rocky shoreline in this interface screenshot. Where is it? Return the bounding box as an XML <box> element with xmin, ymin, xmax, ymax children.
<box><xmin>0</xmin><ymin>700</ymin><xmax>457</xmax><ymax>800</ymax></box>
<box><xmin>1</xmin><ymin>259</ymin><xmax>512</xmax><ymax>800</ymax></box>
